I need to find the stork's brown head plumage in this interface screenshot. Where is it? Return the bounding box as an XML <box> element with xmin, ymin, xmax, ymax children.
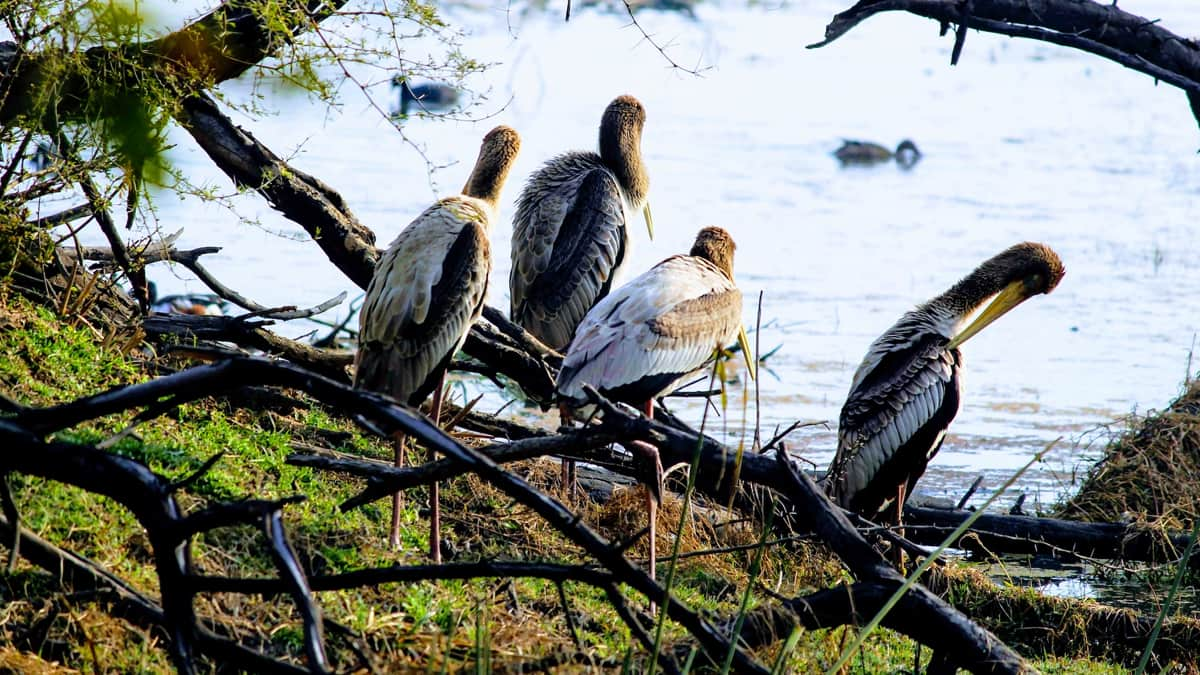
<box><xmin>689</xmin><ymin>226</ymin><xmax>737</xmax><ymax>280</ymax></box>
<box><xmin>463</xmin><ymin>125</ymin><xmax>522</xmax><ymax>207</ymax></box>
<box><xmin>944</xmin><ymin>242</ymin><xmax>1065</xmax><ymax>349</ymax></box>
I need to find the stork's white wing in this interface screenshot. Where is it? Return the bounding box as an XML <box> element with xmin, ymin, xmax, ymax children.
<box><xmin>557</xmin><ymin>255</ymin><xmax>742</xmax><ymax>403</ymax></box>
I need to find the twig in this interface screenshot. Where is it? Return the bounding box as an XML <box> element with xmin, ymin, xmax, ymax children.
<box><xmin>956</xmin><ymin>476</ymin><xmax>984</xmax><ymax>510</ymax></box>
<box><xmin>0</xmin><ymin>474</ymin><xmax>19</xmax><ymax>572</ymax></box>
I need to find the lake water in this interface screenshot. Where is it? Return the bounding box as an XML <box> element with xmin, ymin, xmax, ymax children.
<box><xmin>50</xmin><ymin>0</ymin><xmax>1200</xmax><ymax>512</ymax></box>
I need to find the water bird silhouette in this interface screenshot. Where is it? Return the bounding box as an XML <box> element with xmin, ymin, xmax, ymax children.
<box><xmin>833</xmin><ymin>139</ymin><xmax>921</xmax><ymax>168</ymax></box>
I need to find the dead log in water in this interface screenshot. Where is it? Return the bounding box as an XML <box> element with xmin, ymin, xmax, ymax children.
<box><xmin>902</xmin><ymin>504</ymin><xmax>1199</xmax><ymax>567</ymax></box>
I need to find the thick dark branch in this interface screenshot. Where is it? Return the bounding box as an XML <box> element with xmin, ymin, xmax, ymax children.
<box><xmin>903</xmin><ymin>503</ymin><xmax>1199</xmax><ymax>567</ymax></box>
<box><xmin>176</xmin><ymin>93</ymin><xmax>378</xmax><ymax>289</ymax></box>
<box><xmin>811</xmin><ymin>0</ymin><xmax>1200</xmax><ymax>103</ymax></box>
<box><xmin>481</xmin><ymin>306</ymin><xmax>564</xmax><ymax>369</ymax></box>
<box><xmin>143</xmin><ymin>313</ymin><xmax>353</xmax><ymax>382</ymax></box>
<box><xmin>463</xmin><ymin>319</ymin><xmax>559</xmax><ymax>404</ymax></box>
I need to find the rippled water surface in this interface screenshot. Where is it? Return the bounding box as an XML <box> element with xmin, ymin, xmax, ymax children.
<box><xmin>62</xmin><ymin>0</ymin><xmax>1200</xmax><ymax>509</ymax></box>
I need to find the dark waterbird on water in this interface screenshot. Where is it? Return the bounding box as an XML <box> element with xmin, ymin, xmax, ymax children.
<box><xmin>142</xmin><ymin>281</ymin><xmax>227</xmax><ymax>316</ymax></box>
<box><xmin>556</xmin><ymin>226</ymin><xmax>756</xmax><ymax>585</ymax></box>
<box><xmin>391</xmin><ymin>76</ymin><xmax>460</xmax><ymax>116</ymax></box>
<box><xmin>834</xmin><ymin>139</ymin><xmax>921</xmax><ymax>168</ymax></box>
<box><xmin>510</xmin><ymin>95</ymin><xmax>656</xmax><ymax>494</ymax></box>
<box><xmin>354</xmin><ymin>126</ymin><xmax>521</xmax><ymax>559</ymax></box>
<box><xmin>824</xmin><ymin>242</ymin><xmax>1065</xmax><ymax>527</ymax></box>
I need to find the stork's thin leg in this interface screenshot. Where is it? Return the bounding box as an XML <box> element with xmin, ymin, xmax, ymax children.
<box><xmin>893</xmin><ymin>483</ymin><xmax>907</xmax><ymax>570</ymax></box>
<box><xmin>389</xmin><ymin>432</ymin><xmax>407</xmax><ymax>551</ymax></box>
<box><xmin>561</xmin><ymin>458</ymin><xmax>576</xmax><ymax>504</ymax></box>
<box><xmin>429</xmin><ymin>374</ymin><xmax>446</xmax><ymax>564</ymax></box>
<box><xmin>559</xmin><ymin>403</ymin><xmax>577</xmax><ymax>505</ymax></box>
<box><xmin>643</xmin><ymin>399</ymin><xmax>658</xmax><ymax>586</ymax></box>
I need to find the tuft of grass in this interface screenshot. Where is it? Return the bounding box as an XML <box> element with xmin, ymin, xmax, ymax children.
<box><xmin>1058</xmin><ymin>378</ymin><xmax>1200</xmax><ymax>531</ymax></box>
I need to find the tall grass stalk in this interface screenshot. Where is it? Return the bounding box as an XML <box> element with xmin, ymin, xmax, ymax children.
<box><xmin>770</xmin><ymin>626</ymin><xmax>803</xmax><ymax>675</ymax></box>
<box><xmin>1133</xmin><ymin>516</ymin><xmax>1200</xmax><ymax>674</ymax></box>
<box><xmin>647</xmin><ymin>358</ymin><xmax>723</xmax><ymax>675</ymax></box>
<box><xmin>824</xmin><ymin>439</ymin><xmax>1059</xmax><ymax>674</ymax></box>
<box><xmin>720</xmin><ymin>498</ymin><xmax>775</xmax><ymax>674</ymax></box>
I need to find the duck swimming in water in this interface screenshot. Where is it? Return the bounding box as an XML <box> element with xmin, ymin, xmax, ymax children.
<box><xmin>833</xmin><ymin>139</ymin><xmax>921</xmax><ymax>168</ymax></box>
<box><xmin>391</xmin><ymin>77</ymin><xmax>460</xmax><ymax>116</ymax></box>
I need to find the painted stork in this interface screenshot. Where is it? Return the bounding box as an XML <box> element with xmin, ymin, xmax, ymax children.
<box><xmin>510</xmin><ymin>95</ymin><xmax>653</xmax><ymax>496</ymax></box>
<box><xmin>510</xmin><ymin>94</ymin><xmax>654</xmax><ymax>351</ymax></box>
<box><xmin>556</xmin><ymin>226</ymin><xmax>755</xmax><ymax>583</ymax></box>
<box><xmin>355</xmin><ymin>125</ymin><xmax>521</xmax><ymax>559</ymax></box>
<box><xmin>824</xmin><ymin>242</ymin><xmax>1065</xmax><ymax>526</ymax></box>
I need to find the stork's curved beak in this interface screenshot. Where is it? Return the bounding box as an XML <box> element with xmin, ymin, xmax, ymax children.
<box><xmin>643</xmin><ymin>203</ymin><xmax>654</xmax><ymax>240</ymax></box>
<box><xmin>738</xmin><ymin>325</ymin><xmax>757</xmax><ymax>380</ymax></box>
<box><xmin>945</xmin><ymin>280</ymin><xmax>1030</xmax><ymax>350</ymax></box>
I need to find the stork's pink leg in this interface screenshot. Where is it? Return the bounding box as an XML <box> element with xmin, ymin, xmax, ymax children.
<box><xmin>643</xmin><ymin>399</ymin><xmax>657</xmax><ymax>586</ymax></box>
<box><xmin>893</xmin><ymin>483</ymin><xmax>907</xmax><ymax>570</ymax></box>
<box><xmin>390</xmin><ymin>432</ymin><xmax>407</xmax><ymax>550</ymax></box>
<box><xmin>559</xmin><ymin>403</ymin><xmax>577</xmax><ymax>504</ymax></box>
<box><xmin>428</xmin><ymin>374</ymin><xmax>446</xmax><ymax>564</ymax></box>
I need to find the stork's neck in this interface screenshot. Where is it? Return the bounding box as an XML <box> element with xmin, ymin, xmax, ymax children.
<box><xmin>599</xmin><ymin>122</ymin><xmax>648</xmax><ymax>208</ymax></box>
<box><xmin>462</xmin><ymin>161</ymin><xmax>512</xmax><ymax>209</ymax></box>
<box><xmin>926</xmin><ymin>260</ymin><xmax>1013</xmax><ymax>331</ymax></box>
<box><xmin>463</xmin><ymin>129</ymin><xmax>520</xmax><ymax>208</ymax></box>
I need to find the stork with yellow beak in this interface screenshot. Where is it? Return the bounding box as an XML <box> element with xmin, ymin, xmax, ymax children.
<box><xmin>557</xmin><ymin>226</ymin><xmax>755</xmax><ymax>583</ymax></box>
<box><xmin>824</xmin><ymin>242</ymin><xmax>1065</xmax><ymax>525</ymax></box>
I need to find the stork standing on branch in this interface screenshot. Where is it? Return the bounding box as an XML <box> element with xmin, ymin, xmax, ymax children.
<box><xmin>556</xmin><ymin>226</ymin><xmax>755</xmax><ymax>583</ymax></box>
<box><xmin>355</xmin><ymin>126</ymin><xmax>521</xmax><ymax>559</ymax></box>
<box><xmin>824</xmin><ymin>242</ymin><xmax>1065</xmax><ymax>528</ymax></box>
